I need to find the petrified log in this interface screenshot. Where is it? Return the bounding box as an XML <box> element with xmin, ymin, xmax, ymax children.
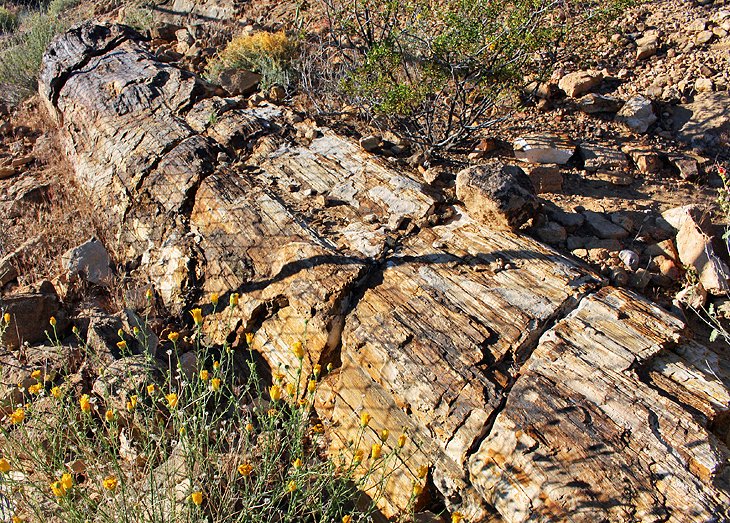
<box><xmin>40</xmin><ymin>23</ymin><xmax>730</xmax><ymax>521</ymax></box>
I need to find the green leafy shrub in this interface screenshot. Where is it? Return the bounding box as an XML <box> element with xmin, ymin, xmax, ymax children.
<box><xmin>207</xmin><ymin>31</ymin><xmax>297</xmax><ymax>90</ymax></box>
<box><xmin>323</xmin><ymin>0</ymin><xmax>636</xmax><ymax>150</ymax></box>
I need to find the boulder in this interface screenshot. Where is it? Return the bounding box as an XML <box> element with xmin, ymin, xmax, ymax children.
<box><xmin>524</xmin><ymin>165</ymin><xmax>563</xmax><ymax>193</ymax></box>
<box><xmin>615</xmin><ymin>95</ymin><xmax>657</xmax><ymax>133</ymax></box>
<box><xmin>558</xmin><ymin>70</ymin><xmax>602</xmax><ymax>98</ymax></box>
<box><xmin>580</xmin><ymin>143</ymin><xmax>630</xmax><ymax>172</ymax></box>
<box><xmin>456</xmin><ymin>161</ymin><xmax>539</xmax><ymax>230</ymax></box>
<box><xmin>2</xmin><ymin>281</ymin><xmax>63</xmax><ymax>349</ymax></box>
<box><xmin>513</xmin><ymin>134</ymin><xmax>575</xmax><ymax>165</ymax></box>
<box><xmin>676</xmin><ymin>215</ymin><xmax>730</xmax><ymax>295</ymax></box>
<box><xmin>61</xmin><ymin>238</ymin><xmax>112</xmax><ymax>284</ymax></box>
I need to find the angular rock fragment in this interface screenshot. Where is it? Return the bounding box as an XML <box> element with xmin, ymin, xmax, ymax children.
<box><xmin>456</xmin><ymin>161</ymin><xmax>539</xmax><ymax>230</ymax></box>
<box><xmin>514</xmin><ymin>133</ymin><xmax>575</xmax><ymax>165</ymax></box>
<box><xmin>558</xmin><ymin>70</ymin><xmax>602</xmax><ymax>98</ymax></box>
<box><xmin>616</xmin><ymin>95</ymin><xmax>657</xmax><ymax>133</ymax></box>
<box><xmin>577</xmin><ymin>93</ymin><xmax>624</xmax><ymax>114</ymax></box>
<box><xmin>61</xmin><ymin>238</ymin><xmax>112</xmax><ymax>285</ymax></box>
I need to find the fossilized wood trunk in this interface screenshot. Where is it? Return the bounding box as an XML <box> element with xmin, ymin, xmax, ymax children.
<box><xmin>41</xmin><ymin>23</ymin><xmax>730</xmax><ymax>522</ymax></box>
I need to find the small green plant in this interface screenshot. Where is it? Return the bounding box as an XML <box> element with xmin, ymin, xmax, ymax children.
<box><xmin>0</xmin><ymin>292</ymin><xmax>416</xmax><ymax>522</ymax></box>
<box><xmin>46</xmin><ymin>0</ymin><xmax>80</xmax><ymax>19</ymax></box>
<box><xmin>0</xmin><ymin>11</ymin><xmax>66</xmax><ymax>103</ymax></box>
<box><xmin>206</xmin><ymin>31</ymin><xmax>297</xmax><ymax>90</ymax></box>
<box><xmin>0</xmin><ymin>7</ymin><xmax>18</xmax><ymax>34</ymax></box>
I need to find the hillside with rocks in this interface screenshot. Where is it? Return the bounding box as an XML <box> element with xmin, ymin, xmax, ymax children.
<box><xmin>1</xmin><ymin>0</ymin><xmax>730</xmax><ymax>521</ymax></box>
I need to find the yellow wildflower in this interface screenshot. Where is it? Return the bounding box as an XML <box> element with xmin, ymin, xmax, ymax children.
<box><xmin>168</xmin><ymin>332</ymin><xmax>179</xmax><ymax>343</ymax></box>
<box><xmin>238</xmin><ymin>463</ymin><xmax>253</xmax><ymax>477</ymax></box>
<box><xmin>51</xmin><ymin>387</ymin><xmax>62</xmax><ymax>399</ymax></box>
<box><xmin>412</xmin><ymin>482</ymin><xmax>423</xmax><ymax>497</ymax></box>
<box><xmin>245</xmin><ymin>332</ymin><xmax>254</xmax><ymax>345</ymax></box>
<box><xmin>28</xmin><ymin>383</ymin><xmax>42</xmax><ymax>395</ymax></box>
<box><xmin>126</xmin><ymin>395</ymin><xmax>138</xmax><ymax>411</ymax></box>
<box><xmin>49</xmin><ymin>316</ymin><xmax>56</xmax><ymax>327</ymax></box>
<box><xmin>398</xmin><ymin>433</ymin><xmax>407</xmax><ymax>448</ymax></box>
<box><xmin>146</xmin><ymin>288</ymin><xmax>153</xmax><ymax>301</ymax></box>
<box><xmin>31</xmin><ymin>370</ymin><xmax>42</xmax><ymax>380</ymax></box>
<box><xmin>50</xmin><ymin>481</ymin><xmax>66</xmax><ymax>498</ymax></box>
<box><xmin>116</xmin><ymin>340</ymin><xmax>127</xmax><ymax>351</ymax></box>
<box><xmin>3</xmin><ymin>313</ymin><xmax>9</xmax><ymax>324</ymax></box>
<box><xmin>211</xmin><ymin>378</ymin><xmax>221</xmax><ymax>392</ymax></box>
<box><xmin>417</xmin><ymin>464</ymin><xmax>428</xmax><ymax>479</ymax></box>
<box><xmin>371</xmin><ymin>443</ymin><xmax>382</xmax><ymax>460</ymax></box>
<box><xmin>273</xmin><ymin>371</ymin><xmax>285</xmax><ymax>382</ymax></box>
<box><xmin>199</xmin><ymin>370</ymin><xmax>209</xmax><ymax>381</ymax></box>
<box><xmin>79</xmin><ymin>394</ymin><xmax>91</xmax><ymax>414</ymax></box>
<box><xmin>292</xmin><ymin>458</ymin><xmax>302</xmax><ymax>469</ymax></box>
<box><xmin>61</xmin><ymin>473</ymin><xmax>73</xmax><ymax>491</ymax></box>
<box><xmin>287</xmin><ymin>481</ymin><xmax>297</xmax><ymax>493</ymax></box>
<box><xmin>211</xmin><ymin>293</ymin><xmax>219</xmax><ymax>307</ymax></box>
<box><xmin>190</xmin><ymin>491</ymin><xmax>203</xmax><ymax>506</ymax></box>
<box><xmin>360</xmin><ymin>412</ymin><xmax>371</xmax><ymax>428</ymax></box>
<box><xmin>229</xmin><ymin>293</ymin><xmax>239</xmax><ymax>307</ymax></box>
<box><xmin>311</xmin><ymin>423</ymin><xmax>324</xmax><ymax>434</ymax></box>
<box><xmin>342</xmin><ymin>517</ymin><xmax>352</xmax><ymax>523</ymax></box>
<box><xmin>190</xmin><ymin>308</ymin><xmax>203</xmax><ymax>326</ymax></box>
<box><xmin>10</xmin><ymin>408</ymin><xmax>24</xmax><ymax>424</ymax></box>
<box><xmin>11</xmin><ymin>515</ymin><xmax>22</xmax><ymax>523</ymax></box>
<box><xmin>102</xmin><ymin>476</ymin><xmax>118</xmax><ymax>491</ymax></box>
<box><xmin>133</xmin><ymin>326</ymin><xmax>140</xmax><ymax>336</ymax></box>
<box><xmin>307</xmin><ymin>379</ymin><xmax>316</xmax><ymax>394</ymax></box>
<box><xmin>286</xmin><ymin>383</ymin><xmax>296</xmax><ymax>397</ymax></box>
<box><xmin>380</xmin><ymin>429</ymin><xmax>389</xmax><ymax>442</ymax></box>
<box><xmin>179</xmin><ymin>427</ymin><xmax>186</xmax><ymax>435</ymax></box>
<box><xmin>105</xmin><ymin>409</ymin><xmax>115</xmax><ymax>422</ymax></box>
<box><xmin>166</xmin><ymin>393</ymin><xmax>179</xmax><ymax>409</ymax></box>
<box><xmin>269</xmin><ymin>385</ymin><xmax>282</xmax><ymax>402</ymax></box>
<box><xmin>353</xmin><ymin>449</ymin><xmax>364</xmax><ymax>464</ymax></box>
<box><xmin>147</xmin><ymin>384</ymin><xmax>156</xmax><ymax>394</ymax></box>
<box><xmin>313</xmin><ymin>364</ymin><xmax>321</xmax><ymax>378</ymax></box>
<box><xmin>245</xmin><ymin>422</ymin><xmax>254</xmax><ymax>432</ymax></box>
<box><xmin>0</xmin><ymin>458</ymin><xmax>10</xmax><ymax>473</ymax></box>
<box><xmin>117</xmin><ymin>329</ymin><xmax>125</xmax><ymax>339</ymax></box>
<box><xmin>451</xmin><ymin>512</ymin><xmax>464</xmax><ymax>523</ymax></box>
<box><xmin>213</xmin><ymin>361</ymin><xmax>220</xmax><ymax>371</ymax></box>
<box><xmin>290</xmin><ymin>341</ymin><xmax>304</xmax><ymax>360</ymax></box>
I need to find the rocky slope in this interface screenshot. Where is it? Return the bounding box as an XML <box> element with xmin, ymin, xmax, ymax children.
<box><xmin>12</xmin><ymin>20</ymin><xmax>727</xmax><ymax>522</ymax></box>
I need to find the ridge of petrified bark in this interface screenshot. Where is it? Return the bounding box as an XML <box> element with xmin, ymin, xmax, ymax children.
<box><xmin>40</xmin><ymin>23</ymin><xmax>730</xmax><ymax>521</ymax></box>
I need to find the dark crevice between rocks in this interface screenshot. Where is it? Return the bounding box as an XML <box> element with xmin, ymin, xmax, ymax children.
<box><xmin>462</xmin><ymin>283</ymin><xmax>601</xmax><ymax>462</ymax></box>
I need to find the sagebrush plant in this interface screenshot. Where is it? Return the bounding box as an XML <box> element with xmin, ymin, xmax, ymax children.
<box><xmin>206</xmin><ymin>31</ymin><xmax>297</xmax><ymax>91</ymax></box>
<box><xmin>0</xmin><ymin>293</ymin><xmax>421</xmax><ymax>522</ymax></box>
<box><xmin>321</xmin><ymin>0</ymin><xmax>636</xmax><ymax>150</ymax></box>
<box><xmin>0</xmin><ymin>7</ymin><xmax>18</xmax><ymax>33</ymax></box>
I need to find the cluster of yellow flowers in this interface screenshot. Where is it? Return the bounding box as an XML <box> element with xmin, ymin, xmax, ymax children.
<box><xmin>50</xmin><ymin>473</ymin><xmax>73</xmax><ymax>498</ymax></box>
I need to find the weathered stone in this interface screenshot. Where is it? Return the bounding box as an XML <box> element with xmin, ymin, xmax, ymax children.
<box><xmin>583</xmin><ymin>211</ymin><xmax>630</xmax><ymax>240</ymax></box>
<box><xmin>619</xmin><ymin>249</ymin><xmax>639</xmax><ymax>271</ymax></box>
<box><xmin>469</xmin><ymin>287</ymin><xmax>729</xmax><ymax>523</ymax></box>
<box><xmin>2</xmin><ymin>281</ymin><xmax>62</xmax><ymax>349</ymax></box>
<box><xmin>359</xmin><ymin>134</ymin><xmax>381</xmax><ymax>152</ymax></box>
<box><xmin>635</xmin><ymin>33</ymin><xmax>659</xmax><ymax>59</ymax></box>
<box><xmin>577</xmin><ymin>93</ymin><xmax>624</xmax><ymax>114</ymax></box>
<box><xmin>674</xmin><ymin>283</ymin><xmax>708</xmax><ymax>310</ymax></box>
<box><xmin>616</xmin><ymin>95</ymin><xmax>657</xmax><ymax>133</ymax></box>
<box><xmin>218</xmin><ymin>68</ymin><xmax>261</xmax><ymax>97</ymax></box>
<box><xmin>670</xmin><ymin>156</ymin><xmax>700</xmax><ymax>179</ymax></box>
<box><xmin>534</xmin><ymin>221</ymin><xmax>567</xmax><ymax>244</ymax></box>
<box><xmin>676</xmin><ymin>215</ymin><xmax>730</xmax><ymax>295</ymax></box>
<box><xmin>456</xmin><ymin>161</ymin><xmax>539</xmax><ymax>230</ymax></box>
<box><xmin>513</xmin><ymin>134</ymin><xmax>575</xmax><ymax>165</ymax></box>
<box><xmin>558</xmin><ymin>70</ymin><xmax>602</xmax><ymax>98</ymax></box>
<box><xmin>61</xmin><ymin>238</ymin><xmax>112</xmax><ymax>284</ymax></box>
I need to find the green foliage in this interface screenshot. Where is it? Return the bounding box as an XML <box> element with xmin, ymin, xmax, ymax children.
<box><xmin>324</xmin><ymin>0</ymin><xmax>636</xmax><ymax>149</ymax></box>
<box><xmin>46</xmin><ymin>0</ymin><xmax>80</xmax><ymax>18</ymax></box>
<box><xmin>0</xmin><ymin>11</ymin><xmax>66</xmax><ymax>103</ymax></box>
<box><xmin>0</xmin><ymin>6</ymin><xmax>18</xmax><ymax>33</ymax></box>
<box><xmin>0</xmin><ymin>300</ymin><xmax>417</xmax><ymax>523</ymax></box>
